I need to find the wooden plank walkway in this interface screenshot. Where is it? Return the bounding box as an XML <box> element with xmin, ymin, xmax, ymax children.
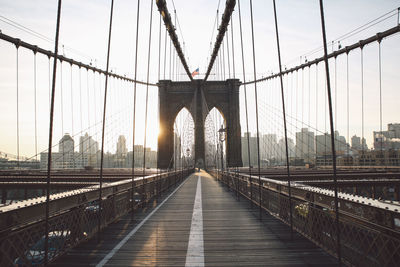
<box><xmin>53</xmin><ymin>171</ymin><xmax>336</xmax><ymax>266</ymax></box>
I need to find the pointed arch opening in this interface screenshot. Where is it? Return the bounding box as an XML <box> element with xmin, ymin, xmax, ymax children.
<box><xmin>173</xmin><ymin>107</ymin><xmax>195</xmax><ymax>169</ymax></box>
<box><xmin>204</xmin><ymin>107</ymin><xmax>226</xmax><ymax>169</ymax></box>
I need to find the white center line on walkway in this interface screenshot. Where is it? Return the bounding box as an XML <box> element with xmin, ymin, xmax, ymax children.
<box><xmin>185</xmin><ymin>175</ymin><xmax>204</xmax><ymax>267</ymax></box>
<box><xmin>96</xmin><ymin>178</ymin><xmax>189</xmax><ymax>267</ymax></box>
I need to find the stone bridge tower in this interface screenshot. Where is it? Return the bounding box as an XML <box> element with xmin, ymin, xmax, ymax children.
<box><xmin>157</xmin><ymin>79</ymin><xmax>242</xmax><ymax>169</ymax></box>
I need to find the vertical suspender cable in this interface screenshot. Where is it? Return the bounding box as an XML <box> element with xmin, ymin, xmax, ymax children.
<box><xmin>16</xmin><ymin>48</ymin><xmax>20</xmax><ymax>168</ymax></box>
<box><xmin>226</xmin><ymin>29</ymin><xmax>231</xmax><ymax>79</ymax></box>
<box><xmin>86</xmin><ymin>70</ymin><xmax>90</xmax><ymax>151</ymax></box>
<box><xmin>48</xmin><ymin>58</ymin><xmax>51</xmax><ymax>110</ymax></box>
<box><xmin>346</xmin><ymin>53</ymin><xmax>349</xmax><ymax>157</ymax></box>
<box><xmin>237</xmin><ymin>0</ymin><xmax>253</xmax><ymax>207</ymax></box>
<box><xmin>157</xmin><ymin>12</ymin><xmax>161</xmax><ymax>189</ymax></box>
<box><xmin>70</xmin><ymin>63</ymin><xmax>75</xmax><ymax>167</ymax></box>
<box><xmin>158</xmin><ymin>13</ymin><xmax>162</xmax><ymax>81</ymax></box>
<box><xmin>378</xmin><ymin>40</ymin><xmax>383</xmax><ymax>163</ymax></box>
<box><xmin>315</xmin><ymin>64</ymin><xmax>318</xmax><ymax>161</ymax></box>
<box><xmin>231</xmin><ymin>20</ymin><xmax>235</xmax><ymax>79</ymax></box>
<box><xmin>318</xmin><ymin>0</ymin><xmax>341</xmax><ymax>264</ymax></box>
<box><xmin>249</xmin><ymin>0</ymin><xmax>262</xmax><ymax>219</ymax></box>
<box><xmin>93</xmin><ymin>71</ymin><xmax>97</xmax><ymax>160</ymax></box>
<box><xmin>174</xmin><ymin>10</ymin><xmax>177</xmax><ymax>81</ymax></box>
<box><xmin>163</xmin><ymin>29</ymin><xmax>167</xmax><ymax>79</ymax></box>
<box><xmin>308</xmin><ymin>67</ymin><xmax>311</xmax><ymax>161</ymax></box>
<box><xmin>98</xmin><ymin>0</ymin><xmax>114</xmax><ymax>241</ymax></box>
<box><xmin>79</xmin><ymin>68</ymin><xmax>84</xmax><ymax>167</ymax></box>
<box><xmin>34</xmin><ymin>52</ymin><xmax>38</xmax><ymax>162</ymax></box>
<box><xmin>272</xmin><ymin>0</ymin><xmax>293</xmax><ymax>238</ymax></box>
<box><xmin>142</xmin><ymin>0</ymin><xmax>154</xmax><ymax>190</ymax></box>
<box><xmin>60</xmin><ymin>62</ymin><xmax>64</xmax><ymax>167</ymax></box>
<box><xmin>334</xmin><ymin>57</ymin><xmax>337</xmax><ymax>131</ymax></box>
<box><xmin>361</xmin><ymin>47</ymin><xmax>365</xmax><ymax>163</ymax></box>
<box><xmin>45</xmin><ymin>0</ymin><xmax>62</xmax><ymax>264</ymax></box>
<box><xmin>221</xmin><ymin>41</ymin><xmax>226</xmax><ymax>80</ymax></box>
<box><xmin>169</xmin><ymin>37</ymin><xmax>172</xmax><ymax>79</ymax></box>
<box><xmin>171</xmin><ymin>10</ymin><xmax>176</xmax><ymax>81</ymax></box>
<box><xmin>131</xmin><ymin>0</ymin><xmax>140</xmax><ymax>214</ymax></box>
<box><xmin>222</xmin><ymin>40</ymin><xmax>225</xmax><ymax>80</ymax></box>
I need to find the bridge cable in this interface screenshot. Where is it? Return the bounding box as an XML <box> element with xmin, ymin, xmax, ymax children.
<box><xmin>222</xmin><ymin>39</ymin><xmax>226</xmax><ymax>80</ymax></box>
<box><xmin>172</xmin><ymin>10</ymin><xmax>175</xmax><ymax>80</ymax></box>
<box><xmin>79</xmin><ymin>67</ymin><xmax>84</xmax><ymax>169</ymax></box>
<box><xmin>48</xmin><ymin>57</ymin><xmax>51</xmax><ymax>109</ymax></box>
<box><xmin>157</xmin><ymin>12</ymin><xmax>161</xmax><ymax>194</ymax></box>
<box><xmin>272</xmin><ymin>0</ymin><xmax>294</xmax><ymax>238</ymax></box>
<box><xmin>231</xmin><ymin>19</ymin><xmax>236</xmax><ymax>79</ymax></box>
<box><xmin>249</xmin><ymin>0</ymin><xmax>262</xmax><ymax>219</ymax></box>
<box><xmin>204</xmin><ymin>0</ymin><xmax>236</xmax><ymax>81</ymax></box>
<box><xmin>237</xmin><ymin>0</ymin><xmax>253</xmax><ymax>207</ymax></box>
<box><xmin>226</xmin><ymin>29</ymin><xmax>231</xmax><ymax>79</ymax></box>
<box><xmin>378</xmin><ymin>41</ymin><xmax>383</xmax><ymax>162</ymax></box>
<box><xmin>360</xmin><ymin>47</ymin><xmax>365</xmax><ymax>164</ymax></box>
<box><xmin>163</xmin><ymin>28</ymin><xmax>167</xmax><ymax>79</ymax></box>
<box><xmin>169</xmin><ymin>37</ymin><xmax>172</xmax><ymax>79</ymax></box>
<box><xmin>98</xmin><ymin>0</ymin><xmax>115</xmax><ymax>241</ymax></box>
<box><xmin>318</xmin><ymin>0</ymin><xmax>341</xmax><ymax>264</ymax></box>
<box><xmin>131</xmin><ymin>0</ymin><xmax>141</xmax><ymax>217</ymax></box>
<box><xmin>142</xmin><ymin>0</ymin><xmax>154</xmax><ymax>196</ymax></box>
<box><xmin>86</xmin><ymin>70</ymin><xmax>91</xmax><ymax>157</ymax></box>
<box><xmin>346</xmin><ymin>52</ymin><xmax>350</xmax><ymax>157</ymax></box>
<box><xmin>93</xmin><ymin>70</ymin><xmax>97</xmax><ymax>168</ymax></box>
<box><xmin>70</xmin><ymin>63</ymin><xmax>75</xmax><ymax>167</ymax></box>
<box><xmin>158</xmin><ymin>13</ymin><xmax>162</xmax><ymax>81</ymax></box>
<box><xmin>308</xmin><ymin>66</ymin><xmax>311</xmax><ymax>161</ymax></box>
<box><xmin>60</xmin><ymin>62</ymin><xmax>64</xmax><ymax>166</ymax></box>
<box><xmin>16</xmin><ymin>46</ymin><xmax>20</xmax><ymax>168</ymax></box>
<box><xmin>34</xmin><ymin>52</ymin><xmax>38</xmax><ymax>162</ymax></box>
<box><xmin>45</xmin><ymin>0</ymin><xmax>62</xmax><ymax>264</ymax></box>
<box><xmin>315</xmin><ymin>65</ymin><xmax>318</xmax><ymax>162</ymax></box>
<box><xmin>334</xmin><ymin>56</ymin><xmax>337</xmax><ymax>131</ymax></box>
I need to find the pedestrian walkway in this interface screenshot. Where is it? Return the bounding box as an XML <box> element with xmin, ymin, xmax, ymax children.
<box><xmin>54</xmin><ymin>171</ymin><xmax>336</xmax><ymax>266</ymax></box>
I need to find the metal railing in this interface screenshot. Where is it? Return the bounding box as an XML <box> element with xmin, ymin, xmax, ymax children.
<box><xmin>211</xmin><ymin>170</ymin><xmax>400</xmax><ymax>267</ymax></box>
<box><xmin>0</xmin><ymin>168</ymin><xmax>193</xmax><ymax>266</ymax></box>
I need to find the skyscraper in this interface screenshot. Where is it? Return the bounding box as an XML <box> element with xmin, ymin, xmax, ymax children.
<box><xmin>295</xmin><ymin>128</ymin><xmax>314</xmax><ymax>161</ymax></box>
<box><xmin>116</xmin><ymin>135</ymin><xmax>128</xmax><ymax>158</ymax></box>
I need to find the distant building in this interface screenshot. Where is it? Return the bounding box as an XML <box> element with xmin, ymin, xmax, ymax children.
<box><xmin>59</xmin><ymin>133</ymin><xmax>74</xmax><ymax>154</ymax></box>
<box><xmin>295</xmin><ymin>128</ymin><xmax>314</xmax><ymax>162</ymax></box>
<box><xmin>41</xmin><ymin>133</ymin><xmax>88</xmax><ymax>169</ymax></box>
<box><xmin>79</xmin><ymin>133</ymin><xmax>99</xmax><ymax>167</ymax></box>
<box><xmin>351</xmin><ymin>135</ymin><xmax>361</xmax><ymax>150</ymax></box>
<box><xmin>373</xmin><ymin>123</ymin><xmax>400</xmax><ymax>150</ymax></box>
<box><xmin>241</xmin><ymin>132</ymin><xmax>258</xmax><ymax>167</ymax></box>
<box><xmin>79</xmin><ymin>133</ymin><xmax>98</xmax><ymax>154</ymax></box>
<box><xmin>351</xmin><ymin>135</ymin><xmax>368</xmax><ymax>151</ymax></box>
<box><xmin>315</xmin><ymin>133</ymin><xmax>331</xmax><ymax>156</ymax></box>
<box><xmin>261</xmin><ymin>134</ymin><xmax>278</xmax><ymax>163</ymax></box>
<box><xmin>116</xmin><ymin>135</ymin><xmax>128</xmax><ymax>158</ymax></box>
<box><xmin>334</xmin><ymin>131</ymin><xmax>348</xmax><ymax>152</ymax></box>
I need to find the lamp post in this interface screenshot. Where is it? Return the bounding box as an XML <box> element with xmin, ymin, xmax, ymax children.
<box><xmin>186</xmin><ymin>148</ymin><xmax>190</xmax><ymax>170</ymax></box>
<box><xmin>218</xmin><ymin>125</ymin><xmax>226</xmax><ymax>172</ymax></box>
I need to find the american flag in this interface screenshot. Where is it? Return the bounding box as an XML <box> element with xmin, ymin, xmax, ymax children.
<box><xmin>191</xmin><ymin>68</ymin><xmax>199</xmax><ymax>77</ymax></box>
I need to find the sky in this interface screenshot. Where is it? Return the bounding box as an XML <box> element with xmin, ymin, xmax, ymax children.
<box><xmin>0</xmin><ymin>0</ymin><xmax>399</xmax><ymax>159</ymax></box>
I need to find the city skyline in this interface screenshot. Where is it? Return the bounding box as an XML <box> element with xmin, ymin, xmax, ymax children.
<box><xmin>1</xmin><ymin>0</ymin><xmax>399</xmax><ymax>159</ymax></box>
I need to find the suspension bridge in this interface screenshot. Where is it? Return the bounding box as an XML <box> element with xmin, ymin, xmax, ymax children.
<box><xmin>0</xmin><ymin>0</ymin><xmax>400</xmax><ymax>266</ymax></box>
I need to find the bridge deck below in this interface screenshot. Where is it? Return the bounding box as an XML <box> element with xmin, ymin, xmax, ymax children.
<box><xmin>54</xmin><ymin>171</ymin><xmax>336</xmax><ymax>266</ymax></box>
